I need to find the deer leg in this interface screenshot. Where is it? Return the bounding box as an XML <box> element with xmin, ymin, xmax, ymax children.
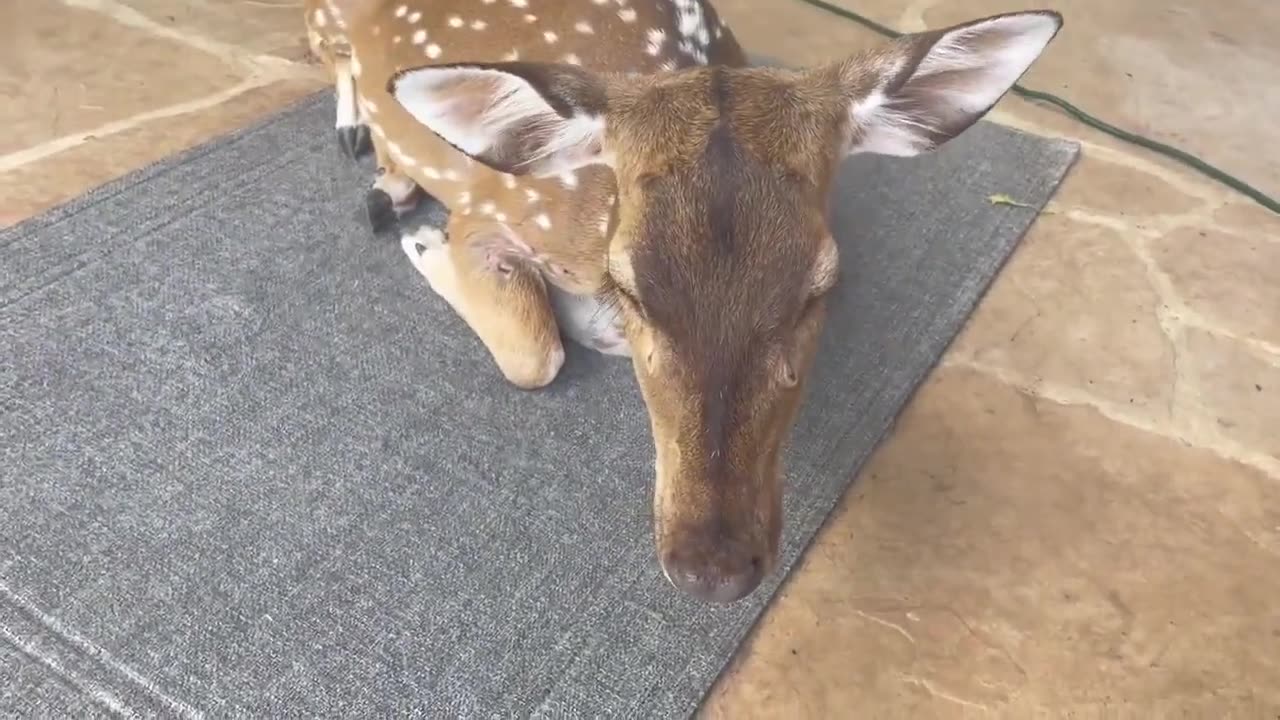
<box><xmin>364</xmin><ymin>142</ymin><xmax>429</xmax><ymax>235</ymax></box>
<box><xmin>398</xmin><ymin>218</ymin><xmax>565</xmax><ymax>390</ymax></box>
<box><xmin>333</xmin><ymin>56</ymin><xmax>371</xmax><ymax>160</ymax></box>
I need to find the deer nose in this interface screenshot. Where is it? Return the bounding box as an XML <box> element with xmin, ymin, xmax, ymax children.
<box><xmin>661</xmin><ymin>535</ymin><xmax>766</xmax><ymax>604</ymax></box>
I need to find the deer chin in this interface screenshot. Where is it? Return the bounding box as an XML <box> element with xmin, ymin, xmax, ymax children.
<box><xmin>651</xmin><ymin>439</ymin><xmax>784</xmax><ymax>605</ymax></box>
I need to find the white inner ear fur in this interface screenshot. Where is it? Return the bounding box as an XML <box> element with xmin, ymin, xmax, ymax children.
<box><xmin>391</xmin><ymin>66</ymin><xmax>607</xmax><ymax>175</ymax></box>
<box><xmin>849</xmin><ymin>12</ymin><xmax>1061</xmax><ymax>157</ymax></box>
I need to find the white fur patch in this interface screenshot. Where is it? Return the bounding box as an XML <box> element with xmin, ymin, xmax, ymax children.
<box><xmin>334</xmin><ymin>63</ymin><xmax>357</xmax><ymax>128</ymax></box>
<box><xmin>401</xmin><ymin>226</ymin><xmax>457</xmax><ymax>306</ymax></box>
<box><xmin>548</xmin><ymin>286</ymin><xmax>631</xmax><ymax>357</ymax></box>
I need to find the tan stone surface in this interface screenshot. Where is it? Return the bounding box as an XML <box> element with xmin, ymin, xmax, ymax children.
<box><xmin>702</xmin><ymin>368</ymin><xmax>1280</xmax><ymax>718</ymax></box>
<box><xmin>4</xmin><ymin>0</ymin><xmax>1280</xmax><ymax>717</ymax></box>
<box><xmin>0</xmin><ymin>77</ymin><xmax>324</xmax><ymax>223</ymax></box>
<box><xmin>950</xmin><ymin>214</ymin><xmax>1176</xmax><ymax>422</ymax></box>
<box><xmin>0</xmin><ymin>0</ymin><xmax>244</xmax><ymax>156</ymax></box>
<box><xmin>1179</xmin><ymin>328</ymin><xmax>1280</xmax><ymax>464</ymax></box>
<box><xmin>117</xmin><ymin>0</ymin><xmax>315</xmax><ymax>61</ymax></box>
<box><xmin>1153</xmin><ymin>227</ymin><xmax>1280</xmax><ymax>348</ymax></box>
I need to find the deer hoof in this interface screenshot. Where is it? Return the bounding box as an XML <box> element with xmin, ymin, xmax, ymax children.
<box><xmin>337</xmin><ymin>125</ymin><xmax>372</xmax><ymax>160</ymax></box>
<box><xmin>365</xmin><ymin>188</ymin><xmax>397</xmax><ymax>235</ymax></box>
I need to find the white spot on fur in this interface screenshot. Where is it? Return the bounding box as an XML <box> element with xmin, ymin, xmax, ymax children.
<box><xmin>458</xmin><ymin>191</ymin><xmax>472</xmax><ymax>205</ymax></box>
<box><xmin>574</xmin><ymin>20</ymin><xmax>594</xmax><ymax>34</ymax></box>
<box><xmin>312</xmin><ymin>9</ymin><xmax>326</xmax><ymax>27</ymax></box>
<box><xmin>523</xmin><ymin>13</ymin><xmax>537</xmax><ymax>23</ymax></box>
<box><xmin>426</xmin><ymin>43</ymin><xmax>442</xmax><ymax>58</ymax></box>
<box><xmin>471</xmin><ymin>19</ymin><xmax>488</xmax><ymax>30</ymax></box>
<box><xmin>563</xmin><ymin>53</ymin><xmax>581</xmax><ymax>65</ymax></box>
<box><xmin>559</xmin><ymin>172</ymin><xmax>578</xmax><ymax>189</ymax></box>
<box><xmin>393</xmin><ymin>35</ymin><xmax>402</xmax><ymax>44</ymax></box>
<box><xmin>674</xmin><ymin>0</ymin><xmax>708</xmax><ymax>40</ymax></box>
<box><xmin>479</xmin><ymin>201</ymin><xmax>496</xmax><ymax>215</ymax></box>
<box><xmin>502</xmin><ymin>174</ymin><xmax>517</xmax><ymax>189</ymax></box>
<box><xmin>408</xmin><ymin>10</ymin><xmax>422</xmax><ymax>23</ymax></box>
<box><xmin>646</xmin><ymin>28</ymin><xmax>665</xmax><ymax>56</ymax></box>
<box><xmin>412</xmin><ymin>29</ymin><xmax>426</xmax><ymax>44</ymax></box>
<box><xmin>618</xmin><ymin>7</ymin><xmax>636</xmax><ymax>22</ymax></box>
<box><xmin>447</xmin><ymin>15</ymin><xmax>463</xmax><ymax>27</ymax></box>
<box><xmin>502</xmin><ymin>49</ymin><xmax>520</xmax><ymax>61</ymax></box>
<box><xmin>534</xmin><ymin>213</ymin><xmax>552</xmax><ymax>230</ymax></box>
<box><xmin>509</xmin><ymin>0</ymin><xmax>528</xmax><ymax>7</ymax></box>
<box><xmin>423</xmin><ymin>167</ymin><xmax>441</xmax><ymax>180</ymax></box>
<box><xmin>494</xmin><ymin>212</ymin><xmax>508</xmax><ymax>222</ymax></box>
<box><xmin>394</xmin><ymin>5</ymin><xmax>407</xmax><ymax>17</ymax></box>
<box><xmin>660</xmin><ymin>59</ymin><xmax>677</xmax><ymax>71</ymax></box>
<box><xmin>543</xmin><ymin>30</ymin><xmax>558</xmax><ymax>43</ymax></box>
<box><xmin>442</xmin><ymin>169</ymin><xmax>461</xmax><ymax>181</ymax></box>
<box><xmin>524</xmin><ymin>188</ymin><xmax>540</xmax><ymax>202</ymax></box>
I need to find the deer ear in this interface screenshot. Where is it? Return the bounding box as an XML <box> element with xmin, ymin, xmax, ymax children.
<box><xmin>837</xmin><ymin>11</ymin><xmax>1062</xmax><ymax>157</ymax></box>
<box><xmin>388</xmin><ymin>62</ymin><xmax>611</xmax><ymax>176</ymax></box>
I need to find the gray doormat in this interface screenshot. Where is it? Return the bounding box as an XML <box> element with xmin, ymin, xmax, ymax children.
<box><xmin>0</xmin><ymin>90</ymin><xmax>1077</xmax><ymax>718</ymax></box>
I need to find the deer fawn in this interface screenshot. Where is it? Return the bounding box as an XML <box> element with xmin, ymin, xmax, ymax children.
<box><xmin>303</xmin><ymin>0</ymin><xmax>1063</xmax><ymax>603</ymax></box>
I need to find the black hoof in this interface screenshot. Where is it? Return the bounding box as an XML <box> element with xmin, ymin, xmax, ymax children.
<box><xmin>337</xmin><ymin>125</ymin><xmax>372</xmax><ymax>160</ymax></box>
<box><xmin>352</xmin><ymin>125</ymin><xmax>372</xmax><ymax>158</ymax></box>
<box><xmin>365</xmin><ymin>188</ymin><xmax>397</xmax><ymax>235</ymax></box>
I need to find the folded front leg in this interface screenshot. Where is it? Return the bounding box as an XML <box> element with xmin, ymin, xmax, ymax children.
<box><xmin>399</xmin><ymin>217</ymin><xmax>564</xmax><ymax>390</ymax></box>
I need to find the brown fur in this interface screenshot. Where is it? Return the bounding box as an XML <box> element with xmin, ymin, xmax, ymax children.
<box><xmin>303</xmin><ymin>0</ymin><xmax>1063</xmax><ymax>602</ymax></box>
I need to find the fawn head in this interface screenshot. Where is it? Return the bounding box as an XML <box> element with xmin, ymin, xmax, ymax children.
<box><xmin>386</xmin><ymin>10</ymin><xmax>1063</xmax><ymax>602</ymax></box>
